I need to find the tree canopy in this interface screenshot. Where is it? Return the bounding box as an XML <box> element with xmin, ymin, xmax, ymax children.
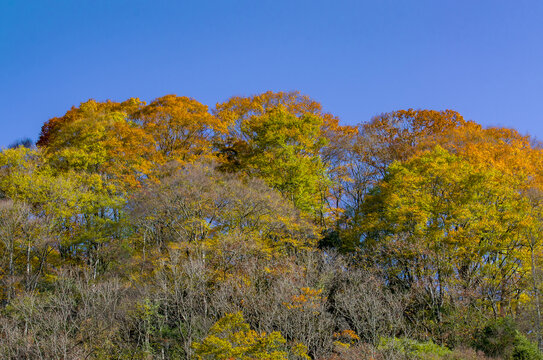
<box><xmin>2</xmin><ymin>92</ymin><xmax>543</xmax><ymax>359</ymax></box>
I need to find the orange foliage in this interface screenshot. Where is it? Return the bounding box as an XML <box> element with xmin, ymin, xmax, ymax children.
<box><xmin>360</xmin><ymin>108</ymin><xmax>466</xmax><ymax>173</ymax></box>
<box><xmin>37</xmin><ymin>98</ymin><xmax>143</xmax><ymax>148</ymax></box>
<box><xmin>136</xmin><ymin>95</ymin><xmax>227</xmax><ymax>166</ymax></box>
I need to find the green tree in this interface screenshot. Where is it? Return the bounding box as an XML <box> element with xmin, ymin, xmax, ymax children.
<box><xmin>215</xmin><ymin>91</ymin><xmax>343</xmax><ymax>219</ymax></box>
<box><xmin>240</xmin><ymin>105</ymin><xmax>328</xmax><ymax>215</ymax></box>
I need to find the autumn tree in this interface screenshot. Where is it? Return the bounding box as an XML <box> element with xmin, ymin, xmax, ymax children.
<box><xmin>321</xmin><ymin>109</ymin><xmax>467</xmax><ymax>251</ymax></box>
<box><xmin>0</xmin><ymin>147</ymin><xmax>125</xmax><ymax>278</ymax></box>
<box><xmin>359</xmin><ymin>109</ymin><xmax>466</xmax><ymax>175</ymax></box>
<box><xmin>0</xmin><ymin>200</ymin><xmax>31</xmax><ymax>303</ymax></box>
<box><xmin>193</xmin><ymin>312</ymin><xmax>309</xmax><ymax>360</ymax></box>
<box><xmin>130</xmin><ymin>162</ymin><xmax>318</xmax><ymax>266</ymax></box>
<box><xmin>135</xmin><ymin>94</ymin><xmax>227</xmax><ymax>166</ymax></box>
<box><xmin>37</xmin><ymin>98</ymin><xmax>142</xmax><ymax>147</ymax></box>
<box><xmin>240</xmin><ymin>105</ymin><xmax>329</xmax><ymax>214</ymax></box>
<box><xmin>38</xmin><ymin>98</ymin><xmax>159</xmax><ymax>190</ymax></box>
<box><xmin>215</xmin><ymin>91</ymin><xmax>342</xmax><ymax>217</ymax></box>
<box><xmin>519</xmin><ymin>187</ymin><xmax>543</xmax><ymax>350</ymax></box>
<box><xmin>3</xmin><ymin>93</ymin><xmax>543</xmax><ymax>357</ymax></box>
<box><xmin>444</xmin><ymin>121</ymin><xmax>543</xmax><ymax>188</ymax></box>
<box><xmin>358</xmin><ymin>146</ymin><xmax>532</xmax><ymax>340</ymax></box>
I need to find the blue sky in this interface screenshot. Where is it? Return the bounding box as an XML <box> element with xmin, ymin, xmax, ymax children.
<box><xmin>1</xmin><ymin>0</ymin><xmax>542</xmax><ymax>148</ymax></box>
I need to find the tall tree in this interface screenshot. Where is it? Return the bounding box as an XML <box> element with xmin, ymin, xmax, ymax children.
<box><xmin>0</xmin><ymin>146</ymin><xmax>125</xmax><ymax>278</ymax></box>
<box><xmin>215</xmin><ymin>91</ymin><xmax>343</xmax><ymax>217</ymax></box>
<box><xmin>130</xmin><ymin>163</ymin><xmax>318</xmax><ymax>263</ymax></box>
<box><xmin>38</xmin><ymin>98</ymin><xmax>159</xmax><ymax>190</ymax></box>
<box><xmin>135</xmin><ymin>95</ymin><xmax>226</xmax><ymax>166</ymax></box>
<box><xmin>359</xmin><ymin>109</ymin><xmax>466</xmax><ymax>176</ymax></box>
<box><xmin>359</xmin><ymin>146</ymin><xmax>531</xmax><ymax>331</ymax></box>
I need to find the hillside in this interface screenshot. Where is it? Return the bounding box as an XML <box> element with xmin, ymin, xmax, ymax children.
<box><xmin>1</xmin><ymin>91</ymin><xmax>543</xmax><ymax>359</ymax></box>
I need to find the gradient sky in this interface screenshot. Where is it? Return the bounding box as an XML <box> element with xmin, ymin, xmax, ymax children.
<box><xmin>1</xmin><ymin>0</ymin><xmax>542</xmax><ymax>148</ymax></box>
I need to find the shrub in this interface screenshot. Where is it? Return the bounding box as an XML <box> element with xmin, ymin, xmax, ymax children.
<box><xmin>378</xmin><ymin>337</ymin><xmax>451</xmax><ymax>359</ymax></box>
<box><xmin>511</xmin><ymin>332</ymin><xmax>543</xmax><ymax>360</ymax></box>
<box><xmin>444</xmin><ymin>347</ymin><xmax>493</xmax><ymax>360</ymax></box>
<box><xmin>192</xmin><ymin>312</ymin><xmax>310</xmax><ymax>360</ymax></box>
<box><xmin>473</xmin><ymin>317</ymin><xmax>543</xmax><ymax>360</ymax></box>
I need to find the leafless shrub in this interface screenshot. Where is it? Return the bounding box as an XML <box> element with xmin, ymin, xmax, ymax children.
<box><xmin>328</xmin><ymin>267</ymin><xmax>406</xmax><ymax>346</ymax></box>
<box><xmin>0</xmin><ymin>268</ymin><xmax>136</xmax><ymax>359</ymax></box>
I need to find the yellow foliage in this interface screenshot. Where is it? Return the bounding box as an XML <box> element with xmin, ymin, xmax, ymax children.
<box><xmin>193</xmin><ymin>312</ymin><xmax>309</xmax><ymax>360</ymax></box>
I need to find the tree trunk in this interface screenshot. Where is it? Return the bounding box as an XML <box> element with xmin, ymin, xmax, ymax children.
<box><xmin>530</xmin><ymin>239</ymin><xmax>542</xmax><ymax>351</ymax></box>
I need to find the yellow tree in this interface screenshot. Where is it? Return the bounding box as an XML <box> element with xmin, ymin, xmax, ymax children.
<box><xmin>522</xmin><ymin>188</ymin><xmax>543</xmax><ymax>350</ymax></box>
<box><xmin>0</xmin><ymin>147</ymin><xmax>126</xmax><ymax>292</ymax></box>
<box><xmin>37</xmin><ymin>98</ymin><xmax>143</xmax><ymax>148</ymax></box>
<box><xmin>328</xmin><ymin>109</ymin><xmax>467</xmax><ymax>251</ymax></box>
<box><xmin>445</xmin><ymin>123</ymin><xmax>543</xmax><ymax>340</ymax></box>
<box><xmin>38</xmin><ymin>99</ymin><xmax>160</xmax><ymax>190</ymax></box>
<box><xmin>359</xmin><ymin>146</ymin><xmax>532</xmax><ymax>335</ymax></box>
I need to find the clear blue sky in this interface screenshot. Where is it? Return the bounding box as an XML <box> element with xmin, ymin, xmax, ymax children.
<box><xmin>1</xmin><ymin>0</ymin><xmax>542</xmax><ymax>148</ymax></box>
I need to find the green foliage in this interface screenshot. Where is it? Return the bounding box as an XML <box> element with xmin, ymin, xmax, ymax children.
<box><xmin>513</xmin><ymin>333</ymin><xmax>543</xmax><ymax>360</ymax></box>
<box><xmin>473</xmin><ymin>317</ymin><xmax>518</xmax><ymax>358</ymax></box>
<box><xmin>473</xmin><ymin>318</ymin><xmax>543</xmax><ymax>360</ymax></box>
<box><xmin>378</xmin><ymin>337</ymin><xmax>452</xmax><ymax>359</ymax></box>
<box><xmin>240</xmin><ymin>105</ymin><xmax>329</xmax><ymax>216</ymax></box>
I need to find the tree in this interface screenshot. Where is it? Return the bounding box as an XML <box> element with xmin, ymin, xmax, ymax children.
<box><xmin>240</xmin><ymin>105</ymin><xmax>329</xmax><ymax>215</ymax></box>
<box><xmin>521</xmin><ymin>188</ymin><xmax>543</xmax><ymax>351</ymax></box>
<box><xmin>215</xmin><ymin>92</ymin><xmax>337</xmax><ymax>217</ymax></box>
<box><xmin>135</xmin><ymin>94</ymin><xmax>227</xmax><ymax>166</ymax></box>
<box><xmin>38</xmin><ymin>98</ymin><xmax>159</xmax><ymax>190</ymax></box>
<box><xmin>37</xmin><ymin>98</ymin><xmax>143</xmax><ymax>148</ymax></box>
<box><xmin>214</xmin><ymin>91</ymin><xmax>324</xmax><ymax>128</ymax></box>
<box><xmin>359</xmin><ymin>109</ymin><xmax>466</xmax><ymax>176</ymax></box>
<box><xmin>130</xmin><ymin>163</ymin><xmax>318</xmax><ymax>262</ymax></box>
<box><xmin>0</xmin><ymin>147</ymin><xmax>125</xmax><ymax>278</ymax></box>
<box><xmin>359</xmin><ymin>146</ymin><xmax>532</xmax><ymax>338</ymax></box>
<box><xmin>325</xmin><ymin>109</ymin><xmax>467</xmax><ymax>251</ymax></box>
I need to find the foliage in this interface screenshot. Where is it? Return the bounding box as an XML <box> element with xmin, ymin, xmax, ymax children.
<box><xmin>215</xmin><ymin>91</ymin><xmax>339</xmax><ymax>218</ymax></box>
<box><xmin>378</xmin><ymin>337</ymin><xmax>452</xmax><ymax>359</ymax></box>
<box><xmin>38</xmin><ymin>98</ymin><xmax>159</xmax><ymax>189</ymax></box>
<box><xmin>135</xmin><ymin>94</ymin><xmax>226</xmax><ymax>166</ymax></box>
<box><xmin>359</xmin><ymin>146</ymin><xmax>532</xmax><ymax>338</ymax></box>
<box><xmin>239</xmin><ymin>104</ymin><xmax>329</xmax><ymax>215</ymax></box>
<box><xmin>2</xmin><ymin>93</ymin><xmax>543</xmax><ymax>359</ymax></box>
<box><xmin>193</xmin><ymin>312</ymin><xmax>309</xmax><ymax>360</ymax></box>
<box><xmin>473</xmin><ymin>317</ymin><xmax>543</xmax><ymax>360</ymax></box>
<box><xmin>130</xmin><ymin>162</ymin><xmax>318</xmax><ymax>259</ymax></box>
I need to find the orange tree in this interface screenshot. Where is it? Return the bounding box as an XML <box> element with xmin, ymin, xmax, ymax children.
<box><xmin>135</xmin><ymin>94</ymin><xmax>227</xmax><ymax>166</ymax></box>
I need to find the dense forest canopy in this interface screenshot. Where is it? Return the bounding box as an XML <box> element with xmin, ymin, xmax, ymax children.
<box><xmin>1</xmin><ymin>91</ymin><xmax>543</xmax><ymax>359</ymax></box>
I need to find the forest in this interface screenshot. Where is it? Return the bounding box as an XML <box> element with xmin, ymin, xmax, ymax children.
<box><xmin>1</xmin><ymin>91</ymin><xmax>543</xmax><ymax>359</ymax></box>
